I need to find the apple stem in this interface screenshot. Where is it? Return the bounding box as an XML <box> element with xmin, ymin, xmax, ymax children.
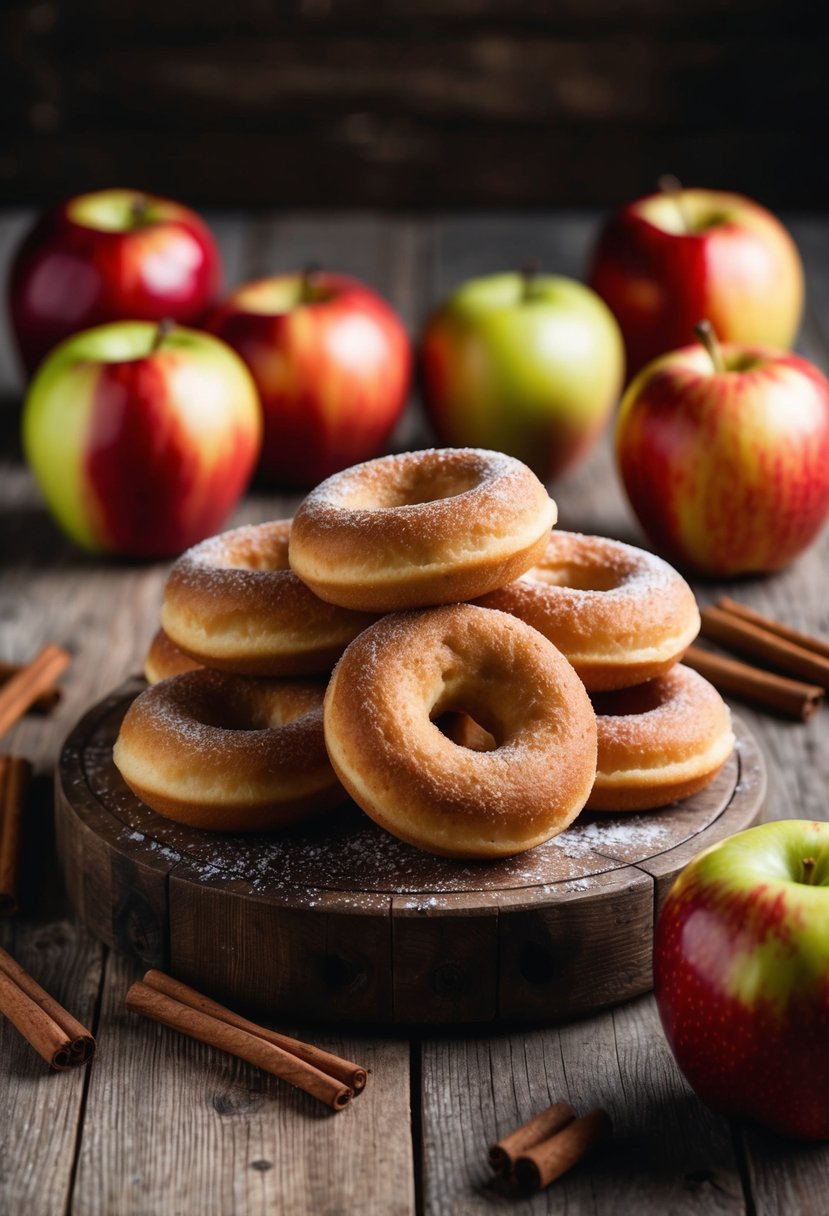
<box><xmin>658</xmin><ymin>173</ymin><xmax>693</xmax><ymax>234</ymax></box>
<box><xmin>301</xmin><ymin>263</ymin><xmax>320</xmax><ymax>304</ymax></box>
<box><xmin>521</xmin><ymin>260</ymin><xmax>541</xmax><ymax>304</ymax></box>
<box><xmin>694</xmin><ymin>320</ymin><xmax>726</xmax><ymax>374</ymax></box>
<box><xmin>151</xmin><ymin>318</ymin><xmax>176</xmax><ymax>354</ymax></box>
<box><xmin>802</xmin><ymin>856</ymin><xmax>817</xmax><ymax>884</ymax></box>
<box><xmin>130</xmin><ymin>193</ymin><xmax>150</xmax><ymax>224</ymax></box>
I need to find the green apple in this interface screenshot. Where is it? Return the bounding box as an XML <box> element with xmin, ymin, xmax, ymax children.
<box><xmin>420</xmin><ymin>271</ymin><xmax>625</xmax><ymax>480</ymax></box>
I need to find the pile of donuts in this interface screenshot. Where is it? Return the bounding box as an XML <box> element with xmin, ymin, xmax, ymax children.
<box><xmin>113</xmin><ymin>447</ymin><xmax>735</xmax><ymax>860</ymax></box>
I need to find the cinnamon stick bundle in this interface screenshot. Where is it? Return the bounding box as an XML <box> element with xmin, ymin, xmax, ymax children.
<box><xmin>0</xmin><ymin>756</ymin><xmax>33</xmax><ymax>915</ymax></box>
<box><xmin>514</xmin><ymin>1108</ymin><xmax>612</xmax><ymax>1192</ymax></box>
<box><xmin>0</xmin><ymin>944</ymin><xmax>95</xmax><ymax>1068</ymax></box>
<box><xmin>489</xmin><ymin>1101</ymin><xmax>576</xmax><ymax>1174</ymax></box>
<box><xmin>700</xmin><ymin>605</ymin><xmax>829</xmax><ymax>689</ymax></box>
<box><xmin>0</xmin><ymin>645</ymin><xmax>71</xmax><ymax>739</ymax></box>
<box><xmin>0</xmin><ymin>662</ymin><xmax>61</xmax><ymax>714</ymax></box>
<box><xmin>718</xmin><ymin>597</ymin><xmax>829</xmax><ymax>662</ymax></box>
<box><xmin>126</xmin><ymin>976</ymin><xmax>361</xmax><ymax>1110</ymax></box>
<box><xmin>684</xmin><ymin>646</ymin><xmax>823</xmax><ymax>721</ymax></box>
<box><xmin>142</xmin><ymin>969</ymin><xmax>367</xmax><ymax>1093</ymax></box>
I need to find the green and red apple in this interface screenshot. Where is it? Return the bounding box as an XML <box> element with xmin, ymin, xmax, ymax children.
<box><xmin>589</xmin><ymin>186</ymin><xmax>804</xmax><ymax>377</ymax></box>
<box><xmin>615</xmin><ymin>324</ymin><xmax>829</xmax><ymax>576</ymax></box>
<box><xmin>22</xmin><ymin>321</ymin><xmax>261</xmax><ymax>557</ymax></box>
<box><xmin>420</xmin><ymin>271</ymin><xmax>624</xmax><ymax>481</ymax></box>
<box><xmin>206</xmin><ymin>271</ymin><xmax>411</xmax><ymax>486</ymax></box>
<box><xmin>9</xmin><ymin>188</ymin><xmax>223</xmax><ymax>375</ymax></box>
<box><xmin>655</xmin><ymin>819</ymin><xmax>829</xmax><ymax>1140</ymax></box>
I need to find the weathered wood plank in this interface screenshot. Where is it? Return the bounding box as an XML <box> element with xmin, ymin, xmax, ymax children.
<box><xmin>70</xmin><ymin>950</ymin><xmax>415</xmax><ymax>1216</ymax></box>
<box><xmin>421</xmin><ymin>996</ymin><xmax>744</xmax><ymax>1215</ymax></box>
<box><xmin>0</xmin><ymin>919</ymin><xmax>104</xmax><ymax>1216</ymax></box>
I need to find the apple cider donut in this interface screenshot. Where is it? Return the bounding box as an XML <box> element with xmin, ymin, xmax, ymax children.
<box><xmin>324</xmin><ymin>604</ymin><xmax>597</xmax><ymax>858</ymax></box>
<box><xmin>161</xmin><ymin>520</ymin><xmax>378</xmax><ymax>676</ymax></box>
<box><xmin>477</xmin><ymin>531</ymin><xmax>700</xmax><ymax>691</ymax></box>
<box><xmin>289</xmin><ymin>448</ymin><xmax>557</xmax><ymax>612</ymax></box>
<box><xmin>587</xmin><ymin>665</ymin><xmax>735</xmax><ymax>811</ymax></box>
<box><xmin>144</xmin><ymin>628</ymin><xmax>202</xmax><ymax>684</ymax></box>
<box><xmin>113</xmin><ymin>669</ymin><xmax>343</xmax><ymax>831</ymax></box>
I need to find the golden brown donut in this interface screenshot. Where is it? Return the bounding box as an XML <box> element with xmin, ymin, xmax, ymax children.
<box><xmin>289</xmin><ymin>448</ymin><xmax>557</xmax><ymax>612</ymax></box>
<box><xmin>324</xmin><ymin>604</ymin><xmax>597</xmax><ymax>858</ymax></box>
<box><xmin>587</xmin><ymin>665</ymin><xmax>735</xmax><ymax>811</ymax></box>
<box><xmin>161</xmin><ymin>520</ymin><xmax>378</xmax><ymax>676</ymax></box>
<box><xmin>113</xmin><ymin>669</ymin><xmax>344</xmax><ymax>832</ymax></box>
<box><xmin>477</xmin><ymin>531</ymin><xmax>700</xmax><ymax>691</ymax></box>
<box><xmin>144</xmin><ymin>628</ymin><xmax>202</xmax><ymax>684</ymax></box>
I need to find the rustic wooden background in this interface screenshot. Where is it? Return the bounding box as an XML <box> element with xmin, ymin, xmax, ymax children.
<box><xmin>2</xmin><ymin>0</ymin><xmax>828</xmax><ymax>208</ymax></box>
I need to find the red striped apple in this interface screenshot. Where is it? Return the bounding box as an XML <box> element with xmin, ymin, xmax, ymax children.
<box><xmin>206</xmin><ymin>271</ymin><xmax>411</xmax><ymax>486</ymax></box>
<box><xmin>9</xmin><ymin>188</ymin><xmax>222</xmax><ymax>375</ymax></box>
<box><xmin>589</xmin><ymin>186</ymin><xmax>804</xmax><ymax>377</ymax></box>
<box><xmin>615</xmin><ymin>324</ymin><xmax>829</xmax><ymax>576</ymax></box>
<box><xmin>655</xmin><ymin>820</ymin><xmax>829</xmax><ymax>1140</ymax></box>
<box><xmin>420</xmin><ymin>270</ymin><xmax>624</xmax><ymax>481</ymax></box>
<box><xmin>21</xmin><ymin>321</ymin><xmax>261</xmax><ymax>557</ymax></box>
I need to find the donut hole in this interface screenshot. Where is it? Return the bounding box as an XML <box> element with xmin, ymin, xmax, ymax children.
<box><xmin>346</xmin><ymin>463</ymin><xmax>481</xmax><ymax>510</ymax></box>
<box><xmin>215</xmin><ymin>531</ymin><xmax>290</xmax><ymax>573</ymax></box>
<box><xmin>526</xmin><ymin>560</ymin><xmax>623</xmax><ymax>593</ymax></box>
<box><xmin>434</xmin><ymin>710</ymin><xmax>498</xmax><ymax>752</ymax></box>
<box><xmin>189</xmin><ymin>685</ymin><xmax>308</xmax><ymax>733</ymax></box>
<box><xmin>591</xmin><ymin>680</ymin><xmax>667</xmax><ymax>718</ymax></box>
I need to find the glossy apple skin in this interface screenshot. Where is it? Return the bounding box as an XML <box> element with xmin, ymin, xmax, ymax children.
<box><xmin>206</xmin><ymin>273</ymin><xmax>411</xmax><ymax>486</ymax></box>
<box><xmin>10</xmin><ymin>189</ymin><xmax>223</xmax><ymax>375</ymax></box>
<box><xmin>420</xmin><ymin>273</ymin><xmax>624</xmax><ymax>481</ymax></box>
<box><xmin>22</xmin><ymin>322</ymin><xmax>261</xmax><ymax>557</ymax></box>
<box><xmin>589</xmin><ymin>189</ymin><xmax>804</xmax><ymax>377</ymax></box>
<box><xmin>655</xmin><ymin>820</ymin><xmax>829</xmax><ymax>1140</ymax></box>
<box><xmin>615</xmin><ymin>344</ymin><xmax>829</xmax><ymax>576</ymax></box>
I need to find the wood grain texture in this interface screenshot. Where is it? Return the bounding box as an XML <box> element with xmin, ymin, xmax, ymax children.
<box><xmin>71</xmin><ymin>951</ymin><xmax>414</xmax><ymax>1216</ymax></box>
<box><xmin>421</xmin><ymin>996</ymin><xmax>744</xmax><ymax>1215</ymax></box>
<box><xmin>0</xmin><ymin>919</ymin><xmax>104</xmax><ymax>1216</ymax></box>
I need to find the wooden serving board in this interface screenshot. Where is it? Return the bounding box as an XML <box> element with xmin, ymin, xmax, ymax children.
<box><xmin>56</xmin><ymin>678</ymin><xmax>765</xmax><ymax>1027</ymax></box>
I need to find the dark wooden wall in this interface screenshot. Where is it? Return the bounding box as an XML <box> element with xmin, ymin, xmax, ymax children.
<box><xmin>2</xmin><ymin>0</ymin><xmax>827</xmax><ymax>209</ymax></box>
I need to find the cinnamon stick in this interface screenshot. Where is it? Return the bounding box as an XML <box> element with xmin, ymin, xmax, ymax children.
<box><xmin>0</xmin><ymin>662</ymin><xmax>61</xmax><ymax>714</ymax></box>
<box><xmin>142</xmin><ymin>969</ymin><xmax>367</xmax><ymax>1093</ymax></box>
<box><xmin>126</xmin><ymin>980</ymin><xmax>352</xmax><ymax>1110</ymax></box>
<box><xmin>489</xmin><ymin>1100</ymin><xmax>577</xmax><ymax>1174</ymax></box>
<box><xmin>684</xmin><ymin>646</ymin><xmax>823</xmax><ymax>721</ymax></box>
<box><xmin>0</xmin><ymin>757</ymin><xmax>33</xmax><ymax>915</ymax></box>
<box><xmin>700</xmin><ymin>605</ymin><xmax>829</xmax><ymax>689</ymax></box>
<box><xmin>717</xmin><ymin>597</ymin><xmax>829</xmax><ymax>662</ymax></box>
<box><xmin>514</xmin><ymin>1108</ymin><xmax>612</xmax><ymax>1192</ymax></box>
<box><xmin>0</xmin><ymin>944</ymin><xmax>95</xmax><ymax>1068</ymax></box>
<box><xmin>0</xmin><ymin>645</ymin><xmax>71</xmax><ymax>739</ymax></box>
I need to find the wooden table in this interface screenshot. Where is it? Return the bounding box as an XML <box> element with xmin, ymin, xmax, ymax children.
<box><xmin>2</xmin><ymin>209</ymin><xmax>829</xmax><ymax>1215</ymax></box>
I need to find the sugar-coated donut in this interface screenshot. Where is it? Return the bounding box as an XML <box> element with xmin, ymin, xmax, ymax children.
<box><xmin>144</xmin><ymin>628</ymin><xmax>202</xmax><ymax>684</ymax></box>
<box><xmin>113</xmin><ymin>669</ymin><xmax>343</xmax><ymax>831</ymax></box>
<box><xmin>161</xmin><ymin>521</ymin><xmax>378</xmax><ymax>676</ymax></box>
<box><xmin>587</xmin><ymin>665</ymin><xmax>735</xmax><ymax>811</ymax></box>
<box><xmin>477</xmin><ymin>531</ymin><xmax>700</xmax><ymax>691</ymax></box>
<box><xmin>324</xmin><ymin>604</ymin><xmax>597</xmax><ymax>858</ymax></box>
<box><xmin>289</xmin><ymin>448</ymin><xmax>557</xmax><ymax>612</ymax></box>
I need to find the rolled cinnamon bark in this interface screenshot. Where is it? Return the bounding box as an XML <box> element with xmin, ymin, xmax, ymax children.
<box><xmin>684</xmin><ymin>646</ymin><xmax>823</xmax><ymax>721</ymax></box>
<box><xmin>700</xmin><ymin>606</ymin><xmax>829</xmax><ymax>689</ymax></box>
<box><xmin>717</xmin><ymin>598</ymin><xmax>829</xmax><ymax>662</ymax></box>
<box><xmin>126</xmin><ymin>981</ymin><xmax>353</xmax><ymax>1110</ymax></box>
<box><xmin>0</xmin><ymin>756</ymin><xmax>32</xmax><ymax>916</ymax></box>
<box><xmin>142</xmin><ymin>969</ymin><xmax>367</xmax><ymax>1093</ymax></box>
<box><xmin>0</xmin><ymin>645</ymin><xmax>70</xmax><ymax>739</ymax></box>
<box><xmin>0</xmin><ymin>945</ymin><xmax>95</xmax><ymax>1068</ymax></box>
<box><xmin>489</xmin><ymin>1101</ymin><xmax>576</xmax><ymax>1174</ymax></box>
<box><xmin>514</xmin><ymin>1108</ymin><xmax>612</xmax><ymax>1191</ymax></box>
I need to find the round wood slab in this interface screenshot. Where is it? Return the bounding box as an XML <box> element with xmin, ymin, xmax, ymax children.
<box><xmin>56</xmin><ymin>678</ymin><xmax>765</xmax><ymax>1026</ymax></box>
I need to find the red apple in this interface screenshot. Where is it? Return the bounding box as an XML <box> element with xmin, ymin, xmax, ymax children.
<box><xmin>654</xmin><ymin>819</ymin><xmax>829</xmax><ymax>1140</ymax></box>
<box><xmin>9</xmin><ymin>188</ymin><xmax>223</xmax><ymax>375</ymax></box>
<box><xmin>205</xmin><ymin>271</ymin><xmax>411</xmax><ymax>486</ymax></box>
<box><xmin>420</xmin><ymin>270</ymin><xmax>624</xmax><ymax>481</ymax></box>
<box><xmin>21</xmin><ymin>320</ymin><xmax>261</xmax><ymax>557</ymax></box>
<box><xmin>589</xmin><ymin>185</ymin><xmax>804</xmax><ymax>377</ymax></box>
<box><xmin>615</xmin><ymin>323</ymin><xmax>829</xmax><ymax>576</ymax></box>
